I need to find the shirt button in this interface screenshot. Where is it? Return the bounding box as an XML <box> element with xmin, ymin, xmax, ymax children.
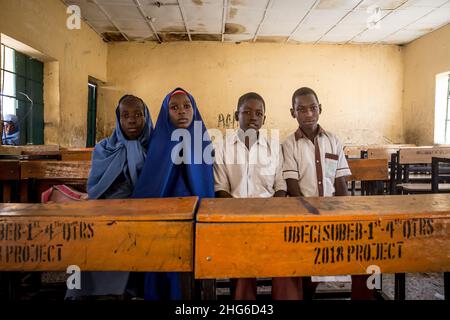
<box><xmin>316</xmin><ymin>160</ymin><xmax>319</xmax><ymax>163</ymax></box>
<box><xmin>318</xmin><ymin>181</ymin><xmax>322</xmax><ymax>185</ymax></box>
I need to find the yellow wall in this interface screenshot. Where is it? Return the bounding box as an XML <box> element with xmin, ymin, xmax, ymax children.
<box><xmin>403</xmin><ymin>24</ymin><xmax>450</xmax><ymax>145</ymax></box>
<box><xmin>99</xmin><ymin>42</ymin><xmax>404</xmax><ymax>144</ymax></box>
<box><xmin>0</xmin><ymin>0</ymin><xmax>107</xmax><ymax>146</ymax></box>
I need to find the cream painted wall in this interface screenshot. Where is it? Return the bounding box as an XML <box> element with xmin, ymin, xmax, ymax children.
<box><xmin>403</xmin><ymin>24</ymin><xmax>450</xmax><ymax>146</ymax></box>
<box><xmin>99</xmin><ymin>42</ymin><xmax>404</xmax><ymax>144</ymax></box>
<box><xmin>0</xmin><ymin>0</ymin><xmax>107</xmax><ymax>146</ymax></box>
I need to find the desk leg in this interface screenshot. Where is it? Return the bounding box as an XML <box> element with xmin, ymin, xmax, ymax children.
<box><xmin>19</xmin><ymin>180</ymin><xmax>29</xmax><ymax>203</ymax></box>
<box><xmin>394</xmin><ymin>273</ymin><xmax>405</xmax><ymax>300</ymax></box>
<box><xmin>1</xmin><ymin>272</ymin><xmax>20</xmax><ymax>300</ymax></box>
<box><xmin>201</xmin><ymin>279</ymin><xmax>217</xmax><ymax>300</ymax></box>
<box><xmin>180</xmin><ymin>272</ymin><xmax>195</xmax><ymax>300</ymax></box>
<box><xmin>3</xmin><ymin>182</ymin><xmax>12</xmax><ymax>203</ymax></box>
<box><xmin>445</xmin><ymin>272</ymin><xmax>449</xmax><ymax>300</ymax></box>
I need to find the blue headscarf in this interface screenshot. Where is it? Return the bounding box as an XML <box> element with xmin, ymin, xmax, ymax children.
<box><xmin>87</xmin><ymin>95</ymin><xmax>153</xmax><ymax>200</ymax></box>
<box><xmin>132</xmin><ymin>88</ymin><xmax>214</xmax><ymax>199</ymax></box>
<box><xmin>132</xmin><ymin>88</ymin><xmax>214</xmax><ymax>301</ymax></box>
<box><xmin>2</xmin><ymin>114</ymin><xmax>20</xmax><ymax>146</ymax></box>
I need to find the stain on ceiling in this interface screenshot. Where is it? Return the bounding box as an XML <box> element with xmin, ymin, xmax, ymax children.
<box><xmin>62</xmin><ymin>0</ymin><xmax>450</xmax><ymax>44</ymax></box>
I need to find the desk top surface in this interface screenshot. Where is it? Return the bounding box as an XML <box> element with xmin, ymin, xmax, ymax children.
<box><xmin>197</xmin><ymin>194</ymin><xmax>450</xmax><ymax>222</ymax></box>
<box><xmin>0</xmin><ymin>197</ymin><xmax>198</xmax><ymax>221</ymax></box>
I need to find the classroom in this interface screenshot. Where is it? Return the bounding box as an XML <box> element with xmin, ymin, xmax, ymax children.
<box><xmin>0</xmin><ymin>0</ymin><xmax>449</xmax><ymax>304</ymax></box>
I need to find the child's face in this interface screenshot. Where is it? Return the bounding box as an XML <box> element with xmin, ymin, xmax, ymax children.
<box><xmin>168</xmin><ymin>93</ymin><xmax>194</xmax><ymax>129</ymax></box>
<box><xmin>235</xmin><ymin>98</ymin><xmax>265</xmax><ymax>131</ymax></box>
<box><xmin>5</xmin><ymin>122</ymin><xmax>15</xmax><ymax>135</ymax></box>
<box><xmin>119</xmin><ymin>101</ymin><xmax>146</xmax><ymax>140</ymax></box>
<box><xmin>291</xmin><ymin>94</ymin><xmax>321</xmax><ymax>131</ymax></box>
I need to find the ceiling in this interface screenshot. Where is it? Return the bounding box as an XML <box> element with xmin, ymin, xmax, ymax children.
<box><xmin>62</xmin><ymin>0</ymin><xmax>450</xmax><ymax>44</ymax></box>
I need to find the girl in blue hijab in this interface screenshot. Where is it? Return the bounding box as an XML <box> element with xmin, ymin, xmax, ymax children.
<box><xmin>133</xmin><ymin>88</ymin><xmax>214</xmax><ymax>300</ymax></box>
<box><xmin>66</xmin><ymin>94</ymin><xmax>153</xmax><ymax>299</ymax></box>
<box><xmin>2</xmin><ymin>114</ymin><xmax>20</xmax><ymax>145</ymax></box>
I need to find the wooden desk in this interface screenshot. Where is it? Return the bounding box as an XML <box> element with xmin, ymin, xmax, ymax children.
<box><xmin>195</xmin><ymin>195</ymin><xmax>450</xmax><ymax>279</ymax></box>
<box><xmin>0</xmin><ymin>145</ymin><xmax>59</xmax><ymax>156</ymax></box>
<box><xmin>0</xmin><ymin>197</ymin><xmax>197</xmax><ymax>272</ymax></box>
<box><xmin>399</xmin><ymin>147</ymin><xmax>450</xmax><ymax>165</ymax></box>
<box><xmin>19</xmin><ymin>161</ymin><xmax>91</xmax><ymax>202</ymax></box>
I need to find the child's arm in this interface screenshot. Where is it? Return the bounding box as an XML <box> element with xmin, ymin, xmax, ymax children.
<box><xmin>282</xmin><ymin>139</ymin><xmax>302</xmax><ymax>197</ymax></box>
<box><xmin>334</xmin><ymin>176</ymin><xmax>348</xmax><ymax>196</ymax></box>
<box><xmin>215</xmin><ymin>190</ymin><xmax>232</xmax><ymax>198</ymax></box>
<box><xmin>274</xmin><ymin>144</ymin><xmax>287</xmax><ymax>197</ymax></box>
<box><xmin>334</xmin><ymin>137</ymin><xmax>351</xmax><ymax>196</ymax></box>
<box><xmin>213</xmin><ymin>141</ymin><xmax>233</xmax><ymax>198</ymax></box>
<box><xmin>286</xmin><ymin>179</ymin><xmax>302</xmax><ymax>197</ymax></box>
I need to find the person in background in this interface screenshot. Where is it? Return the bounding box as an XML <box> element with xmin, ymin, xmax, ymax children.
<box><xmin>1</xmin><ymin>114</ymin><xmax>20</xmax><ymax>145</ymax></box>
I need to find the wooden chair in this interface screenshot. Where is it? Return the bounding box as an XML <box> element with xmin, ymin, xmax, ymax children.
<box><xmin>432</xmin><ymin>157</ymin><xmax>450</xmax><ymax>193</ymax></box>
<box><xmin>347</xmin><ymin>159</ymin><xmax>389</xmax><ymax>195</ymax></box>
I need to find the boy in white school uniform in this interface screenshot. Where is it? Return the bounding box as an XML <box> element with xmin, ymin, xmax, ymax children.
<box><xmin>214</xmin><ymin>92</ymin><xmax>301</xmax><ymax>299</ymax></box>
<box><xmin>282</xmin><ymin>87</ymin><xmax>375</xmax><ymax>300</ymax></box>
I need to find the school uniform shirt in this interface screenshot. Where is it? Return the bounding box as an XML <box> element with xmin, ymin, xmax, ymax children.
<box><xmin>282</xmin><ymin>125</ymin><xmax>351</xmax><ymax>197</ymax></box>
<box><xmin>282</xmin><ymin>125</ymin><xmax>351</xmax><ymax>282</ymax></box>
<box><xmin>214</xmin><ymin>130</ymin><xmax>287</xmax><ymax>198</ymax></box>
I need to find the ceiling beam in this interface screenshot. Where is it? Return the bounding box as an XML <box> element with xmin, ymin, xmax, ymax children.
<box><xmin>221</xmin><ymin>0</ymin><xmax>229</xmax><ymax>42</ymax></box>
<box><xmin>91</xmin><ymin>0</ymin><xmax>129</xmax><ymax>41</ymax></box>
<box><xmin>377</xmin><ymin>0</ymin><xmax>450</xmax><ymax>44</ymax></box>
<box><xmin>286</xmin><ymin>0</ymin><xmax>321</xmax><ymax>43</ymax></box>
<box><xmin>133</xmin><ymin>0</ymin><xmax>162</xmax><ymax>43</ymax></box>
<box><xmin>252</xmin><ymin>0</ymin><xmax>274</xmax><ymax>42</ymax></box>
<box><xmin>314</xmin><ymin>0</ymin><xmax>365</xmax><ymax>44</ymax></box>
<box><xmin>177</xmin><ymin>0</ymin><xmax>192</xmax><ymax>41</ymax></box>
<box><xmin>345</xmin><ymin>0</ymin><xmax>410</xmax><ymax>44</ymax></box>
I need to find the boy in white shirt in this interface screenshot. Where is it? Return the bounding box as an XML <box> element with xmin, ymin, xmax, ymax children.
<box><xmin>214</xmin><ymin>92</ymin><xmax>300</xmax><ymax>299</ymax></box>
<box><xmin>282</xmin><ymin>87</ymin><xmax>375</xmax><ymax>300</ymax></box>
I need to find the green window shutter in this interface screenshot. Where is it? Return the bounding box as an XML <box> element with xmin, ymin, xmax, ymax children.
<box><xmin>86</xmin><ymin>82</ymin><xmax>97</xmax><ymax>147</ymax></box>
<box><xmin>14</xmin><ymin>50</ymin><xmax>44</xmax><ymax>145</ymax></box>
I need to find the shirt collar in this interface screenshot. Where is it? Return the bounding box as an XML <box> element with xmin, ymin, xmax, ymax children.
<box><xmin>294</xmin><ymin>125</ymin><xmax>325</xmax><ymax>141</ymax></box>
<box><xmin>230</xmin><ymin>129</ymin><xmax>268</xmax><ymax>148</ymax></box>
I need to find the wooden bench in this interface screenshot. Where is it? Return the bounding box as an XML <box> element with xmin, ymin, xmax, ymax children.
<box><xmin>347</xmin><ymin>159</ymin><xmax>389</xmax><ymax>195</ymax></box>
<box><xmin>195</xmin><ymin>195</ymin><xmax>450</xmax><ymax>300</ymax></box>
<box><xmin>59</xmin><ymin>148</ymin><xmax>93</xmax><ymax>161</ymax></box>
<box><xmin>432</xmin><ymin>157</ymin><xmax>450</xmax><ymax>193</ymax></box>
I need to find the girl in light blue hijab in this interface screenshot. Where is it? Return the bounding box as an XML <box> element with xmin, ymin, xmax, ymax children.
<box><xmin>2</xmin><ymin>114</ymin><xmax>20</xmax><ymax>145</ymax></box>
<box><xmin>66</xmin><ymin>94</ymin><xmax>153</xmax><ymax>299</ymax></box>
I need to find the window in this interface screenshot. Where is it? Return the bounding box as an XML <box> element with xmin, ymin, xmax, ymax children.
<box><xmin>1</xmin><ymin>44</ymin><xmax>44</xmax><ymax>145</ymax></box>
<box><xmin>446</xmin><ymin>76</ymin><xmax>450</xmax><ymax>143</ymax></box>
<box><xmin>434</xmin><ymin>72</ymin><xmax>450</xmax><ymax>144</ymax></box>
<box><xmin>1</xmin><ymin>45</ymin><xmax>17</xmax><ymax>117</ymax></box>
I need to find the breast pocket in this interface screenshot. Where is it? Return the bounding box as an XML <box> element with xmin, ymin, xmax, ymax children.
<box><xmin>324</xmin><ymin>153</ymin><xmax>339</xmax><ymax>179</ymax></box>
